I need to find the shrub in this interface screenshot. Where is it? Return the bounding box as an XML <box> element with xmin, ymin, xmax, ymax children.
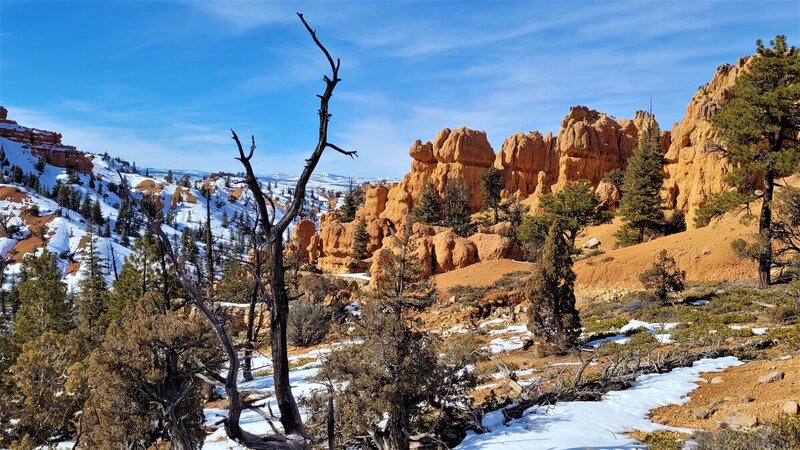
<box><xmin>695</xmin><ymin>416</ymin><xmax>800</xmax><ymax>450</ymax></box>
<box><xmin>287</xmin><ymin>299</ymin><xmax>331</xmax><ymax>347</ymax></box>
<box><xmin>766</xmin><ymin>326</ymin><xmax>800</xmax><ymax>349</ymax></box>
<box><xmin>639</xmin><ymin>250</ymin><xmax>686</xmax><ymax>303</ymax></box>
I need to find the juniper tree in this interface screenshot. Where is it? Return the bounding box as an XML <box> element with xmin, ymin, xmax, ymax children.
<box><xmin>412</xmin><ymin>180</ymin><xmax>442</xmax><ymax>225</ymax></box>
<box><xmin>79</xmin><ymin>298</ymin><xmax>222</xmax><ymax>450</ymax></box>
<box><xmin>479</xmin><ymin>166</ymin><xmax>503</xmax><ymax>224</ymax></box>
<box><xmin>2</xmin><ymin>332</ymin><xmax>85</xmax><ymax>447</ymax></box>
<box><xmin>696</xmin><ymin>36</ymin><xmax>800</xmax><ymax>287</ymax></box>
<box><xmin>442</xmin><ymin>178</ymin><xmax>474</xmax><ymax>236</ymax></box>
<box><xmin>617</xmin><ymin>125</ymin><xmax>665</xmax><ymax>245</ymax></box>
<box><xmin>526</xmin><ymin>222</ymin><xmax>581</xmax><ymax>355</ymax></box>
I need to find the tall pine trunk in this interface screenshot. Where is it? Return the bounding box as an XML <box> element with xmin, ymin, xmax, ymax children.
<box><xmin>758</xmin><ymin>167</ymin><xmax>775</xmax><ymax>288</ymax></box>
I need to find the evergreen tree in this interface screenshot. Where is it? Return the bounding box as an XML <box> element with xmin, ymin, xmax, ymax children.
<box><xmin>696</xmin><ymin>36</ymin><xmax>800</xmax><ymax>287</ymax></box>
<box><xmin>314</xmin><ymin>222</ymin><xmax>480</xmax><ymax>449</ymax></box>
<box><xmin>339</xmin><ymin>184</ymin><xmax>358</xmax><ymax>223</ymax></box>
<box><xmin>526</xmin><ymin>222</ymin><xmax>581</xmax><ymax>356</ymax></box>
<box><xmin>412</xmin><ymin>180</ymin><xmax>442</xmax><ymax>225</ymax></box>
<box><xmin>90</xmin><ymin>199</ymin><xmax>104</xmax><ymax>225</ymax></box>
<box><xmin>442</xmin><ymin>178</ymin><xmax>474</xmax><ymax>236</ymax></box>
<box><xmin>639</xmin><ymin>249</ymin><xmax>686</xmax><ymax>303</ymax></box>
<box><xmin>2</xmin><ymin>332</ymin><xmax>85</xmax><ymax>446</ymax></box>
<box><xmin>80</xmin><ymin>299</ymin><xmax>220</xmax><ymax>450</ymax></box>
<box><xmin>75</xmin><ymin>225</ymin><xmax>111</xmax><ymax>348</ymax></box>
<box><xmin>10</xmin><ymin>250</ymin><xmax>72</xmax><ymax>350</ymax></box>
<box><xmin>520</xmin><ymin>181</ymin><xmax>610</xmax><ymax>259</ymax></box>
<box><xmin>350</xmin><ymin>218</ymin><xmax>369</xmax><ymax>261</ymax></box>
<box><xmin>617</xmin><ymin>125</ymin><xmax>665</xmax><ymax>244</ymax></box>
<box><xmin>109</xmin><ymin>233</ymin><xmax>163</xmax><ymax>312</ymax></box>
<box><xmin>479</xmin><ymin>167</ymin><xmax>503</xmax><ymax>224</ymax></box>
<box><xmin>165</xmin><ymin>169</ymin><xmax>174</xmax><ymax>184</ymax></box>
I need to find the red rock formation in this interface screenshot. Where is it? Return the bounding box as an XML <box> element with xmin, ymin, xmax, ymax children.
<box><xmin>662</xmin><ymin>58</ymin><xmax>753</xmax><ymax>226</ymax></box>
<box><xmin>382</xmin><ymin>127</ymin><xmax>495</xmax><ymax>226</ymax></box>
<box><xmin>0</xmin><ymin>107</ymin><xmax>94</xmax><ymax>173</ymax></box>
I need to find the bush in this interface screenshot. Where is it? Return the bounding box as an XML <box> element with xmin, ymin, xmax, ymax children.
<box><xmin>639</xmin><ymin>250</ymin><xmax>686</xmax><ymax>303</ymax></box>
<box><xmin>287</xmin><ymin>299</ymin><xmax>331</xmax><ymax>347</ymax></box>
<box><xmin>695</xmin><ymin>416</ymin><xmax>800</xmax><ymax>450</ymax></box>
<box><xmin>766</xmin><ymin>326</ymin><xmax>800</xmax><ymax>349</ymax></box>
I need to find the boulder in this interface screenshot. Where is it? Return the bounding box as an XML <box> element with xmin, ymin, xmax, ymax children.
<box><xmin>724</xmin><ymin>411</ymin><xmax>758</xmax><ymax>428</ymax></box>
<box><xmin>468</xmin><ymin>233</ymin><xmax>516</xmax><ymax>261</ymax></box>
<box><xmin>782</xmin><ymin>400</ymin><xmax>799</xmax><ymax>416</ymax></box>
<box><xmin>756</xmin><ymin>371</ymin><xmax>785</xmax><ymax>385</ymax></box>
<box><xmin>583</xmin><ymin>237</ymin><xmax>601</xmax><ymax>250</ymax></box>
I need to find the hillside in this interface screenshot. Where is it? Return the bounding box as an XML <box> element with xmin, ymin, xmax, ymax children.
<box><xmin>0</xmin><ymin>106</ymin><xmax>387</xmax><ymax>300</ymax></box>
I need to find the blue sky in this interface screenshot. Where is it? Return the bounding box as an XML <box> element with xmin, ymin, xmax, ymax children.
<box><xmin>1</xmin><ymin>1</ymin><xmax>797</xmax><ymax>177</ymax></box>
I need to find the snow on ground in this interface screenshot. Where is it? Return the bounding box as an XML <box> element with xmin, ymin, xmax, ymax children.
<box><xmin>584</xmin><ymin>320</ymin><xmax>679</xmax><ymax>349</ymax></box>
<box><xmin>486</xmin><ymin>335</ymin><xmax>526</xmax><ymax>354</ymax></box>
<box><xmin>335</xmin><ymin>272</ymin><xmax>371</xmax><ymax>281</ymax></box>
<box><xmin>203</xmin><ymin>341</ymin><xmax>360</xmax><ymax>449</ymax></box>
<box><xmin>458</xmin><ymin>356</ymin><xmax>742</xmax><ymax>450</ymax></box>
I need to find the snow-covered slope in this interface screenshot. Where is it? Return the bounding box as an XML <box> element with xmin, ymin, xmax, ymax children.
<box><xmin>0</xmin><ymin>111</ymin><xmax>391</xmax><ymax>291</ymax></box>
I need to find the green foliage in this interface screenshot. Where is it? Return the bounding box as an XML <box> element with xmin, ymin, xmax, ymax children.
<box><xmin>350</xmin><ymin>218</ymin><xmax>369</xmax><ymax>261</ymax></box>
<box><xmin>695</xmin><ymin>416</ymin><xmax>800</xmax><ymax>450</ymax></box>
<box><xmin>639</xmin><ymin>249</ymin><xmax>686</xmax><ymax>303</ymax></box>
<box><xmin>79</xmin><ymin>299</ymin><xmax>221</xmax><ymax>449</ymax></box>
<box><xmin>695</xmin><ymin>191</ymin><xmax>755</xmax><ymax>227</ymax></box>
<box><xmin>412</xmin><ymin>180</ymin><xmax>442</xmax><ymax>225</ymax></box>
<box><xmin>602</xmin><ymin>168</ymin><xmax>626</xmax><ymax>199</ymax></box>
<box><xmin>11</xmin><ymin>249</ymin><xmax>72</xmax><ymax>350</ymax></box>
<box><xmin>479</xmin><ymin>167</ymin><xmax>503</xmax><ymax>224</ymax></box>
<box><xmin>287</xmin><ymin>299</ymin><xmax>331</xmax><ymax>347</ymax></box>
<box><xmin>618</xmin><ymin>126</ymin><xmax>665</xmax><ymax>243</ymax></box>
<box><xmin>339</xmin><ymin>187</ymin><xmax>359</xmax><ymax>223</ymax></box>
<box><xmin>711</xmin><ymin>36</ymin><xmax>800</xmax><ymax>185</ymax></box>
<box><xmin>526</xmin><ymin>222</ymin><xmax>581</xmax><ymax>355</ymax></box>
<box><xmin>2</xmin><ymin>332</ymin><xmax>85</xmax><ymax>445</ymax></box>
<box><xmin>442</xmin><ymin>178</ymin><xmax>474</xmax><ymax>236</ymax></box>
<box><xmin>75</xmin><ymin>226</ymin><xmax>111</xmax><ymax>349</ymax></box>
<box><xmin>519</xmin><ymin>181</ymin><xmax>609</xmax><ymax>260</ymax></box>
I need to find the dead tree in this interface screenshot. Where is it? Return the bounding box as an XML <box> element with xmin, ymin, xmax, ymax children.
<box><xmin>231</xmin><ymin>12</ymin><xmax>356</xmax><ymax>438</ymax></box>
<box><xmin>118</xmin><ymin>12</ymin><xmax>355</xmax><ymax>449</ymax></box>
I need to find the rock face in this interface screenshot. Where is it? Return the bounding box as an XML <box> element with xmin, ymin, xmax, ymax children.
<box><xmin>382</xmin><ymin>127</ymin><xmax>495</xmax><ymax>226</ymax></box>
<box><xmin>0</xmin><ymin>108</ymin><xmax>93</xmax><ymax>174</ymax></box>
<box><xmin>662</xmin><ymin>57</ymin><xmax>754</xmax><ymax>225</ymax></box>
<box><xmin>493</xmin><ymin>106</ymin><xmax>655</xmax><ymax>207</ymax></box>
<box><xmin>310</xmin><ymin>58</ymin><xmax>757</xmax><ymax>277</ymax></box>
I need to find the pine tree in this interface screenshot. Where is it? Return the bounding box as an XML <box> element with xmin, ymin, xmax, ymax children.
<box><xmin>165</xmin><ymin>169</ymin><xmax>174</xmax><ymax>184</ymax></box>
<box><xmin>90</xmin><ymin>199</ymin><xmax>104</xmax><ymax>225</ymax></box>
<box><xmin>339</xmin><ymin>184</ymin><xmax>358</xmax><ymax>223</ymax></box>
<box><xmin>412</xmin><ymin>180</ymin><xmax>442</xmax><ymax>225</ymax></box>
<box><xmin>479</xmin><ymin>167</ymin><xmax>503</xmax><ymax>224</ymax></box>
<box><xmin>697</xmin><ymin>36</ymin><xmax>800</xmax><ymax>287</ymax></box>
<box><xmin>350</xmin><ymin>218</ymin><xmax>369</xmax><ymax>261</ymax></box>
<box><xmin>75</xmin><ymin>225</ymin><xmax>111</xmax><ymax>348</ymax></box>
<box><xmin>442</xmin><ymin>178</ymin><xmax>474</xmax><ymax>236</ymax></box>
<box><xmin>617</xmin><ymin>125</ymin><xmax>665</xmax><ymax>244</ymax></box>
<box><xmin>526</xmin><ymin>222</ymin><xmax>581</xmax><ymax>356</ymax></box>
<box><xmin>10</xmin><ymin>250</ymin><xmax>72</xmax><ymax>350</ymax></box>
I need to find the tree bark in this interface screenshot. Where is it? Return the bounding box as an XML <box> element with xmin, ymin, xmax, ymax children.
<box><xmin>758</xmin><ymin>167</ymin><xmax>774</xmax><ymax>288</ymax></box>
